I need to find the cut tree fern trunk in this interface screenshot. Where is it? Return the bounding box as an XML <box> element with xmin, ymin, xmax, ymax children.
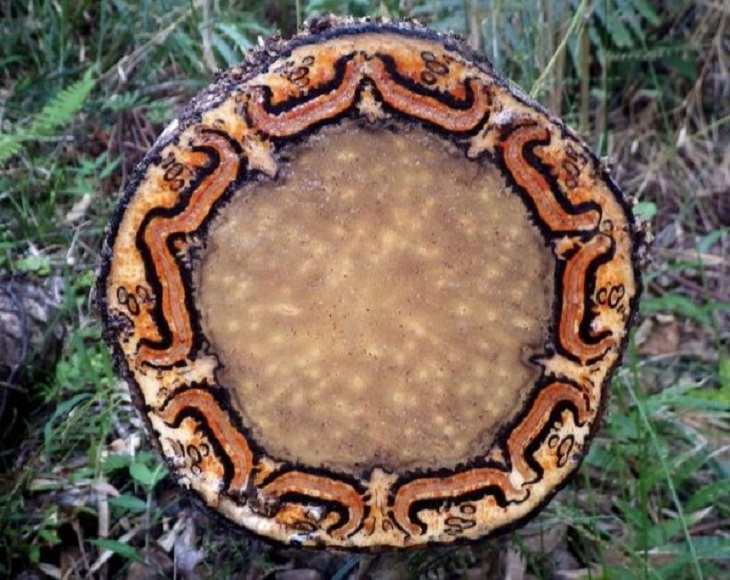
<box><xmin>98</xmin><ymin>18</ymin><xmax>641</xmax><ymax>549</ymax></box>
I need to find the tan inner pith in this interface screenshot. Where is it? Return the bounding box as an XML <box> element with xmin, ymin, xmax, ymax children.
<box><xmin>197</xmin><ymin>121</ymin><xmax>554</xmax><ymax>473</ymax></box>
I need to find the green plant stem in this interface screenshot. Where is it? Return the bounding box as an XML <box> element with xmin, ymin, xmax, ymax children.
<box><xmin>490</xmin><ymin>0</ymin><xmax>501</xmax><ymax>71</ymax></box>
<box><xmin>624</xmin><ymin>379</ymin><xmax>705</xmax><ymax>580</ymax></box>
<box><xmin>530</xmin><ymin>0</ymin><xmax>592</xmax><ymax>99</ymax></box>
<box><xmin>579</xmin><ymin>21</ymin><xmax>590</xmax><ymax>134</ymax></box>
<box><xmin>689</xmin><ymin>112</ymin><xmax>730</xmax><ymax>139</ymax></box>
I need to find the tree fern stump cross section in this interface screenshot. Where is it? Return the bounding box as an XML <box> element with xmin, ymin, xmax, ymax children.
<box><xmin>99</xmin><ymin>19</ymin><xmax>640</xmax><ymax>549</ymax></box>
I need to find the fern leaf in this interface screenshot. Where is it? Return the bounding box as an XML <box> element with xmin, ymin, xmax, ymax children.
<box><xmin>217</xmin><ymin>22</ymin><xmax>252</xmax><ymax>52</ymax></box>
<box><xmin>631</xmin><ymin>0</ymin><xmax>661</xmax><ymax>27</ymax></box>
<box><xmin>30</xmin><ymin>68</ymin><xmax>95</xmax><ymax>136</ymax></box>
<box><xmin>0</xmin><ymin>134</ymin><xmax>24</xmax><ymax>165</ymax></box>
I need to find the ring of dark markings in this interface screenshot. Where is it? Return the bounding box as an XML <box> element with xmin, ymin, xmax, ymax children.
<box><xmin>133</xmin><ymin>148</ymin><xmax>219</xmax><ymax>359</ymax></box>
<box><xmin>420</xmin><ymin>70</ymin><xmax>438</xmax><ymax>85</ymax></box>
<box><xmin>521</xmin><ymin>132</ymin><xmax>604</xmax><ymax>230</ymax></box>
<box><xmin>421</xmin><ymin>51</ymin><xmax>450</xmax><ymax>76</ymax></box>
<box><xmin>160</xmin><ymin>152</ymin><xmax>188</xmax><ymax>191</ymax></box>
<box><xmin>135</xmin><ymin>285</ymin><xmax>152</xmax><ymax>303</ymax></box>
<box><xmin>547</xmin><ymin>434</ymin><xmax>560</xmax><ymax>449</ymax></box>
<box><xmin>460</xmin><ymin>503</ymin><xmax>477</xmax><ymax>515</ymax></box>
<box><xmin>481</xmin><ymin>377</ymin><xmax>587</xmax><ymax>476</ymax></box>
<box><xmin>596</xmin><ymin>283</ymin><xmax>626</xmax><ymax>309</ymax></box>
<box><xmin>444</xmin><ymin>515</ymin><xmax>477</xmax><ymax>535</ymax></box>
<box><xmin>562</xmin><ymin>142</ymin><xmax>589</xmax><ymax>190</ymax></box>
<box><xmin>489</xmin><ymin>126</ymin><xmax>596</xmax><ymax>243</ymax></box>
<box><xmin>578</xmin><ymin>236</ymin><xmax>617</xmax><ymax>364</ymax></box>
<box><xmin>252</xmin><ymin>53</ymin><xmax>355</xmax><ymax>117</ymax></box>
<box><xmin>135</xmin><ymin>101</ymin><xmax>592</xmax><ymax>512</ymax></box>
<box><xmin>405</xmin><ymin>485</ymin><xmax>513</xmax><ymax>536</ymax></box>
<box><xmin>522</xmin><ymin>400</ymin><xmax>586</xmax><ymax>485</ymax></box>
<box><xmin>293</xmin><ymin>521</ymin><xmax>318</xmax><ymax>533</ymax></box>
<box><xmin>253</xmin><ymin>51</ymin><xmax>489</xmax><ymax>140</ymax></box>
<box><xmin>375</xmin><ymin>53</ymin><xmax>482</xmax><ymax>115</ymax></box>
<box><xmin>419</xmin><ymin>50</ymin><xmax>450</xmax><ymax>85</ymax></box>
<box><xmin>94</xmin><ymin>22</ymin><xmax>639</xmax><ymax>548</ymax></box>
<box><xmin>161</xmin><ymin>406</ymin><xmax>235</xmax><ymax>494</ymax></box>
<box><xmin>556</xmin><ymin>435</ymin><xmax>575</xmax><ymax>468</ymax></box>
<box><xmin>187</xmin><ymin>442</ymin><xmax>211</xmax><ymax>473</ymax></box>
<box><xmin>272</xmin><ymin>492</ymin><xmax>357</xmax><ymax>536</ymax></box>
<box><xmin>133</xmin><ymin>131</ymin><xmax>246</xmax><ymax>368</ymax></box>
<box><xmin>132</xmin><ymin>43</ymin><xmax>608</xmax><ymax>528</ymax></box>
<box><xmin>549</xmin><ymin>236</ymin><xmax>615</xmax><ymax>365</ymax></box>
<box><xmin>272</xmin><ymin>54</ymin><xmax>316</xmax><ymax>84</ymax></box>
<box><xmin>116</xmin><ymin>286</ymin><xmax>140</xmax><ymax>316</ymax></box>
<box><xmin>286</xmin><ymin>66</ymin><xmax>310</xmax><ymax>87</ymax></box>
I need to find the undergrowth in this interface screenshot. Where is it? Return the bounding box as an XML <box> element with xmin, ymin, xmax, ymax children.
<box><xmin>0</xmin><ymin>1</ymin><xmax>728</xmax><ymax>578</ymax></box>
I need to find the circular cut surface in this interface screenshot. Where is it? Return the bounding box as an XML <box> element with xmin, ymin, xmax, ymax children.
<box><xmin>99</xmin><ymin>21</ymin><xmax>640</xmax><ymax>549</ymax></box>
<box><xmin>199</xmin><ymin>122</ymin><xmax>553</xmax><ymax>472</ymax></box>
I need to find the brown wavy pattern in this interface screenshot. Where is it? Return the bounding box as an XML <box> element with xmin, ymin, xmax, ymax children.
<box><xmin>248</xmin><ymin>57</ymin><xmax>362</xmax><ymax>137</ymax></box>
<box><xmin>392</xmin><ymin>468</ymin><xmax>524</xmax><ymax>537</ymax></box>
<box><xmin>558</xmin><ymin>234</ymin><xmax>615</xmax><ymax>364</ymax></box>
<box><xmin>247</xmin><ymin>55</ymin><xmax>490</xmax><ymax>138</ymax></box>
<box><xmin>505</xmin><ymin>381</ymin><xmax>591</xmax><ymax>483</ymax></box>
<box><xmin>137</xmin><ymin>132</ymin><xmax>240</xmax><ymax>367</ymax></box>
<box><xmin>158</xmin><ymin>388</ymin><xmax>254</xmax><ymax>495</ymax></box>
<box><xmin>500</xmin><ymin>124</ymin><xmax>600</xmax><ymax>233</ymax></box>
<box><xmin>262</xmin><ymin>471</ymin><xmax>365</xmax><ymax>540</ymax></box>
<box><xmin>368</xmin><ymin>58</ymin><xmax>490</xmax><ymax>132</ymax></box>
<box><xmin>392</xmin><ymin>381</ymin><xmax>591</xmax><ymax>537</ymax></box>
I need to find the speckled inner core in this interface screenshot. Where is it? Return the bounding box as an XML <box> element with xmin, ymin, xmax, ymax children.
<box><xmin>197</xmin><ymin>122</ymin><xmax>554</xmax><ymax>472</ymax></box>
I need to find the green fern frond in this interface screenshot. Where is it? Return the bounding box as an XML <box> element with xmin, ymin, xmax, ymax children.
<box><xmin>0</xmin><ymin>134</ymin><xmax>24</xmax><ymax>165</ymax></box>
<box><xmin>0</xmin><ymin>68</ymin><xmax>95</xmax><ymax>165</ymax></box>
<box><xmin>30</xmin><ymin>68</ymin><xmax>95</xmax><ymax>135</ymax></box>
